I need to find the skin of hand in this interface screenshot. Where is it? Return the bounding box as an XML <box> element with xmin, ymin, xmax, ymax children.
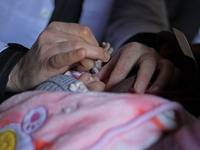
<box><xmin>79</xmin><ymin>73</ymin><xmax>105</xmax><ymax>92</ymax></box>
<box><xmin>100</xmin><ymin>42</ymin><xmax>180</xmax><ymax>94</ymax></box>
<box><xmin>6</xmin><ymin>22</ymin><xmax>110</xmax><ymax>92</ymax></box>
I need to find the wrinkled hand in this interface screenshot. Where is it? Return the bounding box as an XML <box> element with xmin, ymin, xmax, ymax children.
<box><xmin>100</xmin><ymin>42</ymin><xmax>180</xmax><ymax>93</ymax></box>
<box><xmin>7</xmin><ymin>22</ymin><xmax>110</xmax><ymax>92</ymax></box>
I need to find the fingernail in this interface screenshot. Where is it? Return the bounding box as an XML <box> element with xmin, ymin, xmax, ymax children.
<box><xmin>135</xmin><ymin>82</ymin><xmax>145</xmax><ymax>94</ymax></box>
<box><xmin>104</xmin><ymin>51</ymin><xmax>110</xmax><ymax>61</ymax></box>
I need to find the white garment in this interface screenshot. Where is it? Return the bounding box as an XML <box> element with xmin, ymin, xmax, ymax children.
<box><xmin>0</xmin><ymin>0</ymin><xmax>169</xmax><ymax>51</ymax></box>
<box><xmin>0</xmin><ymin>0</ymin><xmax>54</xmax><ymax>48</ymax></box>
<box><xmin>105</xmin><ymin>0</ymin><xmax>169</xmax><ymax>52</ymax></box>
<box><xmin>0</xmin><ymin>0</ymin><xmax>115</xmax><ymax>49</ymax></box>
<box><xmin>193</xmin><ymin>28</ymin><xmax>200</xmax><ymax>43</ymax></box>
<box><xmin>0</xmin><ymin>42</ymin><xmax>8</xmax><ymax>53</ymax></box>
<box><xmin>79</xmin><ymin>0</ymin><xmax>115</xmax><ymax>43</ymax></box>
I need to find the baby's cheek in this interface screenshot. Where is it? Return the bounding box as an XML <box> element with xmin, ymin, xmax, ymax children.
<box><xmin>91</xmin><ymin>75</ymin><xmax>100</xmax><ymax>82</ymax></box>
<box><xmin>79</xmin><ymin>73</ymin><xmax>94</xmax><ymax>84</ymax></box>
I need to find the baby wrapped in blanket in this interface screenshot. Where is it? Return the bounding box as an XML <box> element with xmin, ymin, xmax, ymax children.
<box><xmin>0</xmin><ymin>69</ymin><xmax>195</xmax><ymax>150</ymax></box>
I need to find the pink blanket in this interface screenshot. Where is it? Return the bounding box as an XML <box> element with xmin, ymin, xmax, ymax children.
<box><xmin>0</xmin><ymin>91</ymin><xmax>195</xmax><ymax>150</ymax></box>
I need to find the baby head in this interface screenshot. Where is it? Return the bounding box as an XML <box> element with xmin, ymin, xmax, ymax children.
<box><xmin>35</xmin><ymin>71</ymin><xmax>105</xmax><ymax>92</ymax></box>
<box><xmin>78</xmin><ymin>72</ymin><xmax>105</xmax><ymax>92</ymax></box>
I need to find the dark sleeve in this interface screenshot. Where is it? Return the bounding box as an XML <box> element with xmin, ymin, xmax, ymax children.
<box><xmin>122</xmin><ymin>31</ymin><xmax>184</xmax><ymax>67</ymax></box>
<box><xmin>0</xmin><ymin>43</ymin><xmax>28</xmax><ymax>103</ymax></box>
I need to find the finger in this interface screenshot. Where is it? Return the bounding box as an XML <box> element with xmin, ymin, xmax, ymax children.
<box><xmin>105</xmin><ymin>50</ymin><xmax>138</xmax><ymax>90</ymax></box>
<box><xmin>67</xmin><ymin>41</ymin><xmax>110</xmax><ymax>62</ymax></box>
<box><xmin>168</xmin><ymin>67</ymin><xmax>181</xmax><ymax>87</ymax></box>
<box><xmin>48</xmin><ymin>41</ymin><xmax>110</xmax><ymax>63</ymax></box>
<box><xmin>49</xmin><ymin>48</ymin><xmax>86</xmax><ymax>69</ymax></box>
<box><xmin>48</xmin><ymin>22</ymin><xmax>99</xmax><ymax>46</ymax></box>
<box><xmin>78</xmin><ymin>59</ymin><xmax>95</xmax><ymax>71</ymax></box>
<box><xmin>77</xmin><ymin>65</ymin><xmax>89</xmax><ymax>72</ymax></box>
<box><xmin>99</xmin><ymin>44</ymin><xmax>131</xmax><ymax>81</ymax></box>
<box><xmin>99</xmin><ymin>52</ymin><xmax>120</xmax><ymax>81</ymax></box>
<box><xmin>83</xmin><ymin>44</ymin><xmax>110</xmax><ymax>62</ymax></box>
<box><xmin>149</xmin><ymin>59</ymin><xmax>174</xmax><ymax>91</ymax></box>
<box><xmin>134</xmin><ymin>55</ymin><xmax>157</xmax><ymax>94</ymax></box>
<box><xmin>86</xmin><ymin>81</ymin><xmax>106</xmax><ymax>92</ymax></box>
<box><xmin>100</xmin><ymin>42</ymin><xmax>155</xmax><ymax>91</ymax></box>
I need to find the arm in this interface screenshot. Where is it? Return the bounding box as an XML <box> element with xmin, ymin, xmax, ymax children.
<box><xmin>100</xmin><ymin>0</ymin><xmax>174</xmax><ymax>93</ymax></box>
<box><xmin>106</xmin><ymin>0</ymin><xmax>169</xmax><ymax>52</ymax></box>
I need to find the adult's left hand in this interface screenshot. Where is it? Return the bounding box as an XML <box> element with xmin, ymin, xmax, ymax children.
<box><xmin>100</xmin><ymin>42</ymin><xmax>180</xmax><ymax>93</ymax></box>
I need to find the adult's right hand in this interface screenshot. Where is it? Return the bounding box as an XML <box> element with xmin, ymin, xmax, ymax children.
<box><xmin>6</xmin><ymin>22</ymin><xmax>110</xmax><ymax>92</ymax></box>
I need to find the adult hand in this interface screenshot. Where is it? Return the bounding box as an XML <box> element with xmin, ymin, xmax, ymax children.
<box><xmin>100</xmin><ymin>42</ymin><xmax>180</xmax><ymax>93</ymax></box>
<box><xmin>7</xmin><ymin>22</ymin><xmax>110</xmax><ymax>92</ymax></box>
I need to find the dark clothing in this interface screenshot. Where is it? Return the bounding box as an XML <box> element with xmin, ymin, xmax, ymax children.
<box><xmin>49</xmin><ymin>0</ymin><xmax>83</xmax><ymax>23</ymax></box>
<box><xmin>0</xmin><ymin>44</ymin><xmax>28</xmax><ymax>102</ymax></box>
<box><xmin>166</xmin><ymin>0</ymin><xmax>200</xmax><ymax>42</ymax></box>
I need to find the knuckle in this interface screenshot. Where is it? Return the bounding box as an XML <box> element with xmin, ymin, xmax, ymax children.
<box><xmin>160</xmin><ymin>59</ymin><xmax>174</xmax><ymax>68</ymax></box>
<box><xmin>48</xmin><ymin>21</ymin><xmax>59</xmax><ymax>28</ymax></box>
<box><xmin>38</xmin><ymin>30</ymin><xmax>52</xmax><ymax>43</ymax></box>
<box><xmin>72</xmin><ymin>41</ymin><xmax>82</xmax><ymax>49</ymax></box>
<box><xmin>119</xmin><ymin>42</ymin><xmax>139</xmax><ymax>55</ymax></box>
<box><xmin>126</xmin><ymin>42</ymin><xmax>138</xmax><ymax>50</ymax></box>
<box><xmin>148</xmin><ymin>47</ymin><xmax>156</xmax><ymax>53</ymax></box>
<box><xmin>37</xmin><ymin>32</ymin><xmax>45</xmax><ymax>43</ymax></box>
<box><xmin>146</xmin><ymin>54</ymin><xmax>157</xmax><ymax>64</ymax></box>
<box><xmin>140</xmin><ymin>53</ymin><xmax>156</xmax><ymax>66</ymax></box>
<box><xmin>40</xmin><ymin>44</ymin><xmax>49</xmax><ymax>51</ymax></box>
<box><xmin>38</xmin><ymin>45</ymin><xmax>50</xmax><ymax>56</ymax></box>
<box><xmin>80</xmin><ymin>25</ymin><xmax>92</xmax><ymax>36</ymax></box>
<box><xmin>124</xmin><ymin>42</ymin><xmax>150</xmax><ymax>55</ymax></box>
<box><xmin>143</xmin><ymin>47</ymin><xmax>157</xmax><ymax>57</ymax></box>
<box><xmin>113</xmin><ymin>65</ymin><xmax>126</xmax><ymax>76</ymax></box>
